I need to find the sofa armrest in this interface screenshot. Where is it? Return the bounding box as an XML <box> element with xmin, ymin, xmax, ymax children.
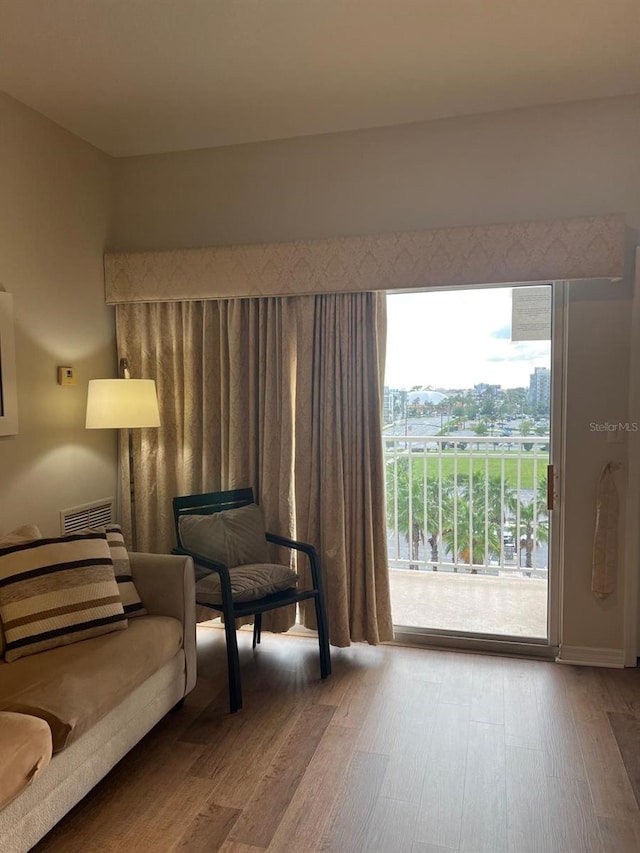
<box><xmin>129</xmin><ymin>552</ymin><xmax>197</xmax><ymax>695</ymax></box>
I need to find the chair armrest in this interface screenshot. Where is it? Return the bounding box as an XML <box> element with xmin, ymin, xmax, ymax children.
<box><xmin>130</xmin><ymin>551</ymin><xmax>197</xmax><ymax>695</ymax></box>
<box><xmin>266</xmin><ymin>532</ymin><xmax>314</xmax><ymax>556</ymax></box>
<box><xmin>172</xmin><ymin>547</ymin><xmax>235</xmax><ymax>608</ymax></box>
<box><xmin>265</xmin><ymin>533</ymin><xmax>323</xmax><ymax>588</ymax></box>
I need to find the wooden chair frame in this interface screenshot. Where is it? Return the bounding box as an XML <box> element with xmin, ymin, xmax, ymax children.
<box><xmin>173</xmin><ymin>488</ymin><xmax>331</xmax><ymax>712</ymax></box>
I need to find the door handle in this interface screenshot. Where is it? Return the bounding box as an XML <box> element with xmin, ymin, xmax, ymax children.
<box><xmin>547</xmin><ymin>464</ymin><xmax>554</xmax><ymax>511</ymax></box>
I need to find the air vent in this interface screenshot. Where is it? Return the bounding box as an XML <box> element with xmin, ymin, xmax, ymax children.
<box><xmin>60</xmin><ymin>498</ymin><xmax>115</xmax><ymax>535</ymax></box>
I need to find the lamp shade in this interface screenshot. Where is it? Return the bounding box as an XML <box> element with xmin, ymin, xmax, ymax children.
<box><xmin>86</xmin><ymin>379</ymin><xmax>160</xmax><ymax>429</ymax></box>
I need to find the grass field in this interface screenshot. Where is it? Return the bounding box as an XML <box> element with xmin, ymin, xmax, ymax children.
<box><xmin>385</xmin><ymin>451</ymin><xmax>549</xmax><ymax>490</ymax></box>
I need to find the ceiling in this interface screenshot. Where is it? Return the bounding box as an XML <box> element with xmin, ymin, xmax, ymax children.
<box><xmin>1</xmin><ymin>0</ymin><xmax>639</xmax><ymax>157</ymax></box>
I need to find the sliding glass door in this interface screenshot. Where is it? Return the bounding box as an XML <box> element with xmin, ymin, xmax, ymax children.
<box><xmin>384</xmin><ymin>284</ymin><xmax>559</xmax><ymax>644</ymax></box>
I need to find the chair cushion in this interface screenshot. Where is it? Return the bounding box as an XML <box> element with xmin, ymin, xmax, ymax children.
<box><xmin>0</xmin><ymin>711</ymin><xmax>52</xmax><ymax>809</ymax></box>
<box><xmin>0</xmin><ymin>525</ymin><xmax>42</xmax><ymax>659</ymax></box>
<box><xmin>195</xmin><ymin>563</ymin><xmax>298</xmax><ymax>605</ymax></box>
<box><xmin>179</xmin><ymin>504</ymin><xmax>270</xmax><ymax>567</ymax></box>
<box><xmin>0</xmin><ymin>532</ymin><xmax>127</xmax><ymax>663</ymax></box>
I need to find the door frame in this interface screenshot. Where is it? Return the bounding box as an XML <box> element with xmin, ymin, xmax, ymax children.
<box><xmin>547</xmin><ymin>280</ymin><xmax>568</xmax><ymax>650</ymax></box>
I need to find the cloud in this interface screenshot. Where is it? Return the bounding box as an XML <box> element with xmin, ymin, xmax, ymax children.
<box><xmin>490</xmin><ymin>325</ymin><xmax>512</xmax><ymax>339</ymax></box>
<box><xmin>487</xmin><ymin>344</ymin><xmax>550</xmax><ymax>363</ymax></box>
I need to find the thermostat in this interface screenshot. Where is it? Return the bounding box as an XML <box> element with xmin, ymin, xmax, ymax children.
<box><xmin>57</xmin><ymin>366</ymin><xmax>76</xmax><ymax>386</ymax></box>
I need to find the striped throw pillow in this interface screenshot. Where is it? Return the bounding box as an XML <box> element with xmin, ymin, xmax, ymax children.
<box><xmin>0</xmin><ymin>525</ymin><xmax>42</xmax><ymax>659</ymax></box>
<box><xmin>102</xmin><ymin>525</ymin><xmax>146</xmax><ymax>618</ymax></box>
<box><xmin>0</xmin><ymin>532</ymin><xmax>127</xmax><ymax>662</ymax></box>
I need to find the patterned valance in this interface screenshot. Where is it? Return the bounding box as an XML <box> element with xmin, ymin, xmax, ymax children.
<box><xmin>104</xmin><ymin>214</ymin><xmax>626</xmax><ymax>303</ymax></box>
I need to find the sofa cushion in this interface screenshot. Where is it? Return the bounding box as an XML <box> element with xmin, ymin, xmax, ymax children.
<box><xmin>0</xmin><ymin>711</ymin><xmax>52</xmax><ymax>809</ymax></box>
<box><xmin>0</xmin><ymin>526</ymin><xmax>42</xmax><ymax>658</ymax></box>
<box><xmin>178</xmin><ymin>504</ymin><xmax>270</xmax><ymax>568</ymax></box>
<box><xmin>196</xmin><ymin>563</ymin><xmax>298</xmax><ymax>605</ymax></box>
<box><xmin>0</xmin><ymin>532</ymin><xmax>127</xmax><ymax>662</ymax></box>
<box><xmin>0</xmin><ymin>615</ymin><xmax>182</xmax><ymax>752</ymax></box>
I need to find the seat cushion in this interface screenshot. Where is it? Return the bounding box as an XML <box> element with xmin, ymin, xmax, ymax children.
<box><xmin>0</xmin><ymin>531</ymin><xmax>127</xmax><ymax>662</ymax></box>
<box><xmin>0</xmin><ymin>711</ymin><xmax>52</xmax><ymax>809</ymax></box>
<box><xmin>178</xmin><ymin>504</ymin><xmax>270</xmax><ymax>567</ymax></box>
<box><xmin>196</xmin><ymin>563</ymin><xmax>298</xmax><ymax>605</ymax></box>
<box><xmin>0</xmin><ymin>615</ymin><xmax>182</xmax><ymax>752</ymax></box>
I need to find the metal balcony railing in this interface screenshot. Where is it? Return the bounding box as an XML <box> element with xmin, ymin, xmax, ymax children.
<box><xmin>384</xmin><ymin>434</ymin><xmax>550</xmax><ymax>578</ymax></box>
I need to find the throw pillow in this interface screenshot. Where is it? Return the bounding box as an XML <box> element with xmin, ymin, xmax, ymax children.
<box><xmin>0</xmin><ymin>524</ymin><xmax>42</xmax><ymax>548</ymax></box>
<box><xmin>0</xmin><ymin>531</ymin><xmax>127</xmax><ymax>662</ymax></box>
<box><xmin>0</xmin><ymin>525</ymin><xmax>42</xmax><ymax>658</ymax></box>
<box><xmin>178</xmin><ymin>503</ymin><xmax>271</xmax><ymax>567</ymax></box>
<box><xmin>101</xmin><ymin>525</ymin><xmax>146</xmax><ymax>618</ymax></box>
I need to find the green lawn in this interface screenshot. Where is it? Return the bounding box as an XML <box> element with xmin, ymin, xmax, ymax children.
<box><xmin>386</xmin><ymin>451</ymin><xmax>548</xmax><ymax>490</ymax></box>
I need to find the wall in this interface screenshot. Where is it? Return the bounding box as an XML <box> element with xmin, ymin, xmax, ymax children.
<box><xmin>112</xmin><ymin>95</ymin><xmax>640</xmax><ymax>658</ymax></box>
<box><xmin>111</xmin><ymin>95</ymin><xmax>640</xmax><ymax>249</ymax></box>
<box><xmin>563</xmin><ymin>278</ymin><xmax>632</xmax><ymax>657</ymax></box>
<box><xmin>0</xmin><ymin>93</ymin><xmax>117</xmax><ymax>536</ymax></box>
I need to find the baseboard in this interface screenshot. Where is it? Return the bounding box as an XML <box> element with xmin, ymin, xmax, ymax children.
<box><xmin>556</xmin><ymin>645</ymin><xmax>625</xmax><ymax>668</ymax></box>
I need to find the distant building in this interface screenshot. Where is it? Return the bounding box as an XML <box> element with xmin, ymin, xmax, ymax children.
<box><xmin>384</xmin><ymin>387</ymin><xmax>407</xmax><ymax>424</ymax></box>
<box><xmin>529</xmin><ymin>367</ymin><xmax>551</xmax><ymax>407</ymax></box>
<box><xmin>473</xmin><ymin>383</ymin><xmax>501</xmax><ymax>398</ymax></box>
<box><xmin>406</xmin><ymin>389</ymin><xmax>447</xmax><ymax>405</ymax></box>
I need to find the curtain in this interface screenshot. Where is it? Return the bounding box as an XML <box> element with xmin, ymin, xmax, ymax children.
<box><xmin>115</xmin><ymin>292</ymin><xmax>391</xmax><ymax>645</ymax></box>
<box><xmin>293</xmin><ymin>293</ymin><xmax>393</xmax><ymax>645</ymax></box>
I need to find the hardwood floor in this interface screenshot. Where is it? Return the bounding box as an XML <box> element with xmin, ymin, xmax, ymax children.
<box><xmin>34</xmin><ymin>626</ymin><xmax>640</xmax><ymax>852</ymax></box>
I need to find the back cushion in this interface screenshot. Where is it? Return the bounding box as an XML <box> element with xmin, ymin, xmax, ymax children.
<box><xmin>178</xmin><ymin>503</ymin><xmax>270</xmax><ymax>567</ymax></box>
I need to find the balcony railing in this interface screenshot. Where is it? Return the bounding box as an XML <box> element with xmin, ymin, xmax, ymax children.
<box><xmin>385</xmin><ymin>433</ymin><xmax>550</xmax><ymax>578</ymax></box>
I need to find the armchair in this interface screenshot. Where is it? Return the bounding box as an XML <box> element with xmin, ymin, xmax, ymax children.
<box><xmin>172</xmin><ymin>488</ymin><xmax>330</xmax><ymax>712</ymax></box>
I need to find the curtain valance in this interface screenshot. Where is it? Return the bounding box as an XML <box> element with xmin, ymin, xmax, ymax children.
<box><xmin>105</xmin><ymin>214</ymin><xmax>625</xmax><ymax>304</ymax></box>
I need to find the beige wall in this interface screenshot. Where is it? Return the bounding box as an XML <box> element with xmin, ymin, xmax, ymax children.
<box><xmin>0</xmin><ymin>93</ymin><xmax>117</xmax><ymax>537</ymax></box>
<box><xmin>111</xmin><ymin>95</ymin><xmax>640</xmax><ymax>657</ymax></box>
<box><xmin>111</xmin><ymin>95</ymin><xmax>640</xmax><ymax>249</ymax></box>
<box><xmin>563</xmin><ymin>278</ymin><xmax>632</xmax><ymax>653</ymax></box>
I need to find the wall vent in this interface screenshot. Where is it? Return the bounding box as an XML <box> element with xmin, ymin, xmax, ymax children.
<box><xmin>60</xmin><ymin>498</ymin><xmax>115</xmax><ymax>535</ymax></box>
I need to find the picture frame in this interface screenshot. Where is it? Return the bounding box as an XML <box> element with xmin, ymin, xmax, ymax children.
<box><xmin>0</xmin><ymin>291</ymin><xmax>19</xmax><ymax>436</ymax></box>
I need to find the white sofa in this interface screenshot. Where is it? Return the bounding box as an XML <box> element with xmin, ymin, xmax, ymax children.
<box><xmin>0</xmin><ymin>551</ymin><xmax>196</xmax><ymax>853</ymax></box>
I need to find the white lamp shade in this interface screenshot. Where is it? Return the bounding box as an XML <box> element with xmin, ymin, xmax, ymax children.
<box><xmin>86</xmin><ymin>379</ymin><xmax>161</xmax><ymax>429</ymax></box>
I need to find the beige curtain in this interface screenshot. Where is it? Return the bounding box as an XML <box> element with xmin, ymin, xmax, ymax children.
<box><xmin>115</xmin><ymin>292</ymin><xmax>391</xmax><ymax>644</ymax></box>
<box><xmin>294</xmin><ymin>293</ymin><xmax>393</xmax><ymax>645</ymax></box>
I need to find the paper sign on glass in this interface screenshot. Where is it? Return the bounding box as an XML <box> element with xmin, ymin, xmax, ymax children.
<box><xmin>512</xmin><ymin>286</ymin><xmax>551</xmax><ymax>341</ymax></box>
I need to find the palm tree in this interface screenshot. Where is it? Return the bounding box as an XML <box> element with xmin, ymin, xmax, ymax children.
<box><xmin>441</xmin><ymin>471</ymin><xmax>516</xmax><ymax>572</ymax></box>
<box><xmin>386</xmin><ymin>457</ymin><xmax>424</xmax><ymax>569</ymax></box>
<box><xmin>423</xmin><ymin>476</ymin><xmax>445</xmax><ymax>568</ymax></box>
<box><xmin>386</xmin><ymin>458</ymin><xmax>444</xmax><ymax>570</ymax></box>
<box><xmin>517</xmin><ymin>479</ymin><xmax>549</xmax><ymax>573</ymax></box>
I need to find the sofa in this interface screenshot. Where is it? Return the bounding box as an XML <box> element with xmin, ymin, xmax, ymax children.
<box><xmin>0</xmin><ymin>525</ymin><xmax>196</xmax><ymax>853</ymax></box>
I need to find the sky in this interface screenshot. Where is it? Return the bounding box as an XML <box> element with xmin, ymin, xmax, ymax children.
<box><xmin>385</xmin><ymin>286</ymin><xmax>552</xmax><ymax>390</ymax></box>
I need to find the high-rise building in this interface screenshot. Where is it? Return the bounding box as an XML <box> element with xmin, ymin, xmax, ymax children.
<box><xmin>529</xmin><ymin>367</ymin><xmax>551</xmax><ymax>407</ymax></box>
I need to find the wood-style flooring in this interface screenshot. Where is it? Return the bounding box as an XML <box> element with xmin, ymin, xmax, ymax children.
<box><xmin>34</xmin><ymin>626</ymin><xmax>640</xmax><ymax>852</ymax></box>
